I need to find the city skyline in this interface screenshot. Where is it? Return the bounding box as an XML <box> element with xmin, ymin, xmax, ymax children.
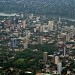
<box><xmin>0</xmin><ymin>0</ymin><xmax>75</xmax><ymax>75</ymax></box>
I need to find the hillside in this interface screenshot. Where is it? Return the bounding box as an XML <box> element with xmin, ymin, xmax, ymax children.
<box><xmin>0</xmin><ymin>0</ymin><xmax>75</xmax><ymax>18</ymax></box>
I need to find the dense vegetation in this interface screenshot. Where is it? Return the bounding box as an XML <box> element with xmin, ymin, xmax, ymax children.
<box><xmin>0</xmin><ymin>0</ymin><xmax>75</xmax><ymax>18</ymax></box>
<box><xmin>0</xmin><ymin>43</ymin><xmax>55</xmax><ymax>71</ymax></box>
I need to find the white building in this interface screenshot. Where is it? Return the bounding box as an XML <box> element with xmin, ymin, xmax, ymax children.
<box><xmin>48</xmin><ymin>21</ymin><xmax>54</xmax><ymax>31</ymax></box>
<box><xmin>57</xmin><ymin>62</ymin><xmax>62</xmax><ymax>75</ymax></box>
<box><xmin>20</xmin><ymin>14</ymin><xmax>24</xmax><ymax>18</ymax></box>
<box><xmin>55</xmin><ymin>56</ymin><xmax>59</xmax><ymax>65</ymax></box>
<box><xmin>40</xmin><ymin>25</ymin><xmax>46</xmax><ymax>32</ymax></box>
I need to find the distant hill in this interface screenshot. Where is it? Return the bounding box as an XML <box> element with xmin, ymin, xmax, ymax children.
<box><xmin>0</xmin><ymin>0</ymin><xmax>75</xmax><ymax>18</ymax></box>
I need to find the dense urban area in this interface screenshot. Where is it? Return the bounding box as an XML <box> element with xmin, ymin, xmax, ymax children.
<box><xmin>0</xmin><ymin>0</ymin><xmax>75</xmax><ymax>75</ymax></box>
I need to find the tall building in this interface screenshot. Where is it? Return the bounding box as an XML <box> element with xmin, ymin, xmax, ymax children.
<box><xmin>39</xmin><ymin>25</ymin><xmax>45</xmax><ymax>32</ymax></box>
<box><xmin>57</xmin><ymin>62</ymin><xmax>62</xmax><ymax>75</ymax></box>
<box><xmin>48</xmin><ymin>21</ymin><xmax>54</xmax><ymax>31</ymax></box>
<box><xmin>55</xmin><ymin>56</ymin><xmax>59</xmax><ymax>65</ymax></box>
<box><xmin>11</xmin><ymin>38</ymin><xmax>17</xmax><ymax>48</ymax></box>
<box><xmin>7</xmin><ymin>20</ymin><xmax>11</xmax><ymax>27</ymax></box>
<box><xmin>63</xmin><ymin>46</ymin><xmax>66</xmax><ymax>56</ymax></box>
<box><xmin>13</xmin><ymin>16</ymin><xmax>18</xmax><ymax>26</ymax></box>
<box><xmin>20</xmin><ymin>13</ymin><xmax>24</xmax><ymax>18</ymax></box>
<box><xmin>22</xmin><ymin>20</ymin><xmax>26</xmax><ymax>29</ymax></box>
<box><xmin>23</xmin><ymin>39</ymin><xmax>28</xmax><ymax>49</ymax></box>
<box><xmin>58</xmin><ymin>17</ymin><xmax>61</xmax><ymax>24</ymax></box>
<box><xmin>38</xmin><ymin>36</ymin><xmax>43</xmax><ymax>44</ymax></box>
<box><xmin>66</xmin><ymin>33</ymin><xmax>70</xmax><ymax>42</ymax></box>
<box><xmin>26</xmin><ymin>30</ymin><xmax>31</xmax><ymax>41</ymax></box>
<box><xmin>23</xmin><ymin>30</ymin><xmax>30</xmax><ymax>49</ymax></box>
<box><xmin>39</xmin><ymin>26</ymin><xmax>43</xmax><ymax>32</ymax></box>
<box><xmin>43</xmin><ymin>52</ymin><xmax>48</xmax><ymax>62</ymax></box>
